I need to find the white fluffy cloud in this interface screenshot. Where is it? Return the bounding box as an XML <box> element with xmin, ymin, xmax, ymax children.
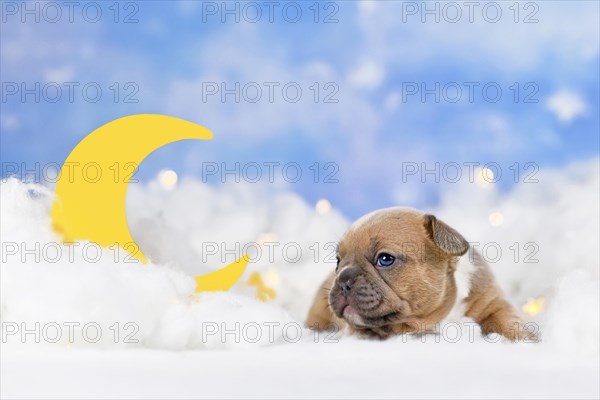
<box><xmin>347</xmin><ymin>60</ymin><xmax>385</xmax><ymax>90</ymax></box>
<box><xmin>2</xmin><ymin>158</ymin><xmax>598</xmax><ymax>349</ymax></box>
<box><xmin>356</xmin><ymin>2</ymin><xmax>599</xmax><ymax>72</ymax></box>
<box><xmin>546</xmin><ymin>90</ymin><xmax>588</xmax><ymax>122</ymax></box>
<box><xmin>1</xmin><ymin>159</ymin><xmax>599</xmax><ymax>397</ymax></box>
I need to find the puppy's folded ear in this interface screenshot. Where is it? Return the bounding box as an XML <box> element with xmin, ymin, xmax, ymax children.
<box><xmin>423</xmin><ymin>214</ymin><xmax>469</xmax><ymax>256</ymax></box>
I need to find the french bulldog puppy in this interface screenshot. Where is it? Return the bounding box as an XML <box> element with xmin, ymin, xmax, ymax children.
<box><xmin>306</xmin><ymin>207</ymin><xmax>536</xmax><ymax>341</ymax></box>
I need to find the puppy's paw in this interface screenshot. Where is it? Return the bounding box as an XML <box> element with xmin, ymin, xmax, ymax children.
<box><xmin>481</xmin><ymin>315</ymin><xmax>540</xmax><ymax>342</ymax></box>
<box><xmin>353</xmin><ymin>325</ymin><xmax>395</xmax><ymax>340</ymax></box>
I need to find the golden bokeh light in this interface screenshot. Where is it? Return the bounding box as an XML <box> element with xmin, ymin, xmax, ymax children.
<box><xmin>315</xmin><ymin>199</ymin><xmax>332</xmax><ymax>214</ymax></box>
<box><xmin>488</xmin><ymin>211</ymin><xmax>504</xmax><ymax>227</ymax></box>
<box><xmin>158</xmin><ymin>169</ymin><xmax>178</xmax><ymax>190</ymax></box>
<box><xmin>522</xmin><ymin>297</ymin><xmax>545</xmax><ymax>317</ymax></box>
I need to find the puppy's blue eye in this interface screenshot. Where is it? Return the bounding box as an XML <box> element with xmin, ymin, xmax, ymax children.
<box><xmin>376</xmin><ymin>253</ymin><xmax>395</xmax><ymax>267</ymax></box>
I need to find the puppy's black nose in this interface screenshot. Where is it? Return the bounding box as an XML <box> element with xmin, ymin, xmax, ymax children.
<box><xmin>340</xmin><ymin>280</ymin><xmax>352</xmax><ymax>296</ymax></box>
<box><xmin>338</xmin><ymin>267</ymin><xmax>359</xmax><ymax>296</ymax></box>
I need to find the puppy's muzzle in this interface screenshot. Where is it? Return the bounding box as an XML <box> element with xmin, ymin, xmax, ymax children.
<box><xmin>332</xmin><ymin>267</ymin><xmax>384</xmax><ymax>316</ymax></box>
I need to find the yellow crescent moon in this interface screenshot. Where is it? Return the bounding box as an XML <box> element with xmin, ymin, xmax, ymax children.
<box><xmin>51</xmin><ymin>114</ymin><xmax>248</xmax><ymax>292</ymax></box>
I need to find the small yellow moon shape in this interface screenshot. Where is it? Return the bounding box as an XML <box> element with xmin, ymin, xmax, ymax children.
<box><xmin>51</xmin><ymin>114</ymin><xmax>248</xmax><ymax>292</ymax></box>
<box><xmin>195</xmin><ymin>255</ymin><xmax>250</xmax><ymax>292</ymax></box>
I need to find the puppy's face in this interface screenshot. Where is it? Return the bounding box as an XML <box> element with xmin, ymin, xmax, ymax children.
<box><xmin>329</xmin><ymin>208</ymin><xmax>469</xmax><ymax>333</ymax></box>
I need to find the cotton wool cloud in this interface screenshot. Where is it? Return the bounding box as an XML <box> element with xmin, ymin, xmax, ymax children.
<box><xmin>0</xmin><ymin>159</ymin><xmax>598</xmax><ymax>356</ymax></box>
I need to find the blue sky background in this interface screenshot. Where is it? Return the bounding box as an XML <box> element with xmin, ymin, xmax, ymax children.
<box><xmin>1</xmin><ymin>0</ymin><xmax>599</xmax><ymax>219</ymax></box>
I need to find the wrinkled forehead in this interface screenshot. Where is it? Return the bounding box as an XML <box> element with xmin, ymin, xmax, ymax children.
<box><xmin>339</xmin><ymin>207</ymin><xmax>428</xmax><ymax>255</ymax></box>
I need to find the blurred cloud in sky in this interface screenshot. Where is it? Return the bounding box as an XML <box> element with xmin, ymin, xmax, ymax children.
<box><xmin>1</xmin><ymin>0</ymin><xmax>598</xmax><ymax>218</ymax></box>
